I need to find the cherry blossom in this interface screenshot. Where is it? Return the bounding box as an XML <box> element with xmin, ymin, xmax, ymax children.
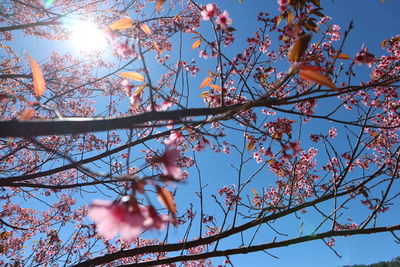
<box><xmin>151</xmin><ymin>144</ymin><xmax>182</xmax><ymax>179</ymax></box>
<box><xmin>88</xmin><ymin>199</ymin><xmax>147</xmax><ymax>241</ymax></box>
<box><xmin>201</xmin><ymin>4</ymin><xmax>215</xmax><ymax>21</ymax></box>
<box><xmin>328</xmin><ymin>127</ymin><xmax>337</xmax><ymax>138</ymax></box>
<box><xmin>215</xmin><ymin>11</ymin><xmax>232</xmax><ymax>29</ymax></box>
<box><xmin>354</xmin><ymin>44</ymin><xmax>375</xmax><ymax>67</ymax></box>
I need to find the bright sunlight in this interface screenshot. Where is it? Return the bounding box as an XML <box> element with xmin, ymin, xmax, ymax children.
<box><xmin>69</xmin><ymin>21</ymin><xmax>108</xmax><ymax>52</ymax></box>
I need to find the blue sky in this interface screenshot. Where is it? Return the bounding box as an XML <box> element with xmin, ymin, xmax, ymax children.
<box><xmin>180</xmin><ymin>1</ymin><xmax>400</xmax><ymax>266</ymax></box>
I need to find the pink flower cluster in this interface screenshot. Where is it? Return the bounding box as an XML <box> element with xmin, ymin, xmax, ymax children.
<box><xmin>354</xmin><ymin>45</ymin><xmax>375</xmax><ymax>67</ymax></box>
<box><xmin>88</xmin><ymin>198</ymin><xmax>170</xmax><ymax>241</ymax></box>
<box><xmin>201</xmin><ymin>4</ymin><xmax>232</xmax><ymax>29</ymax></box>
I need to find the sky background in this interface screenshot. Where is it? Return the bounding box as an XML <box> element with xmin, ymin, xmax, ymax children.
<box><xmin>181</xmin><ymin>1</ymin><xmax>400</xmax><ymax>266</ymax></box>
<box><xmin>6</xmin><ymin>0</ymin><xmax>400</xmax><ymax>266</ymax></box>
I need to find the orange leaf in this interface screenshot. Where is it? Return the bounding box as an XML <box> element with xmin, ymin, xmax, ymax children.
<box><xmin>200</xmin><ymin>91</ymin><xmax>209</xmax><ymax>98</ymax></box>
<box><xmin>250</xmin><ymin>188</ymin><xmax>258</xmax><ymax>195</ymax></box>
<box><xmin>118</xmin><ymin>72</ymin><xmax>145</xmax><ymax>82</ymax></box>
<box><xmin>199</xmin><ymin>76</ymin><xmax>213</xmax><ymax>89</ymax></box>
<box><xmin>134</xmin><ymin>84</ymin><xmax>146</xmax><ymax>95</ymax></box>
<box><xmin>332</xmin><ymin>53</ymin><xmax>350</xmax><ymax>60</ymax></box>
<box><xmin>109</xmin><ymin>17</ymin><xmax>133</xmax><ymax>30</ymax></box>
<box><xmin>287</xmin><ymin>11</ymin><xmax>294</xmax><ymax>24</ymax></box>
<box><xmin>156</xmin><ymin>186</ymin><xmax>176</xmax><ymax>215</ymax></box>
<box><xmin>19</xmin><ymin>109</ymin><xmax>34</xmax><ymax>121</ymax></box>
<box><xmin>29</xmin><ymin>56</ymin><xmax>46</xmax><ymax>96</ymax></box>
<box><xmin>247</xmin><ymin>142</ymin><xmax>255</xmax><ymax>152</ymax></box>
<box><xmin>156</xmin><ymin>0</ymin><xmax>166</xmax><ymax>12</ymax></box>
<box><xmin>209</xmin><ymin>84</ymin><xmax>221</xmax><ymax>92</ymax></box>
<box><xmin>153</xmin><ymin>41</ymin><xmax>161</xmax><ymax>52</ymax></box>
<box><xmin>299</xmin><ymin>68</ymin><xmax>337</xmax><ymax>90</ymax></box>
<box><xmin>288</xmin><ymin>34</ymin><xmax>312</xmax><ymax>62</ymax></box>
<box><xmin>140</xmin><ymin>24</ymin><xmax>152</xmax><ymax>35</ymax></box>
<box><xmin>187</xmin><ymin>30</ymin><xmax>200</xmax><ymax>35</ymax></box>
<box><xmin>191</xmin><ymin>39</ymin><xmax>201</xmax><ymax>50</ymax></box>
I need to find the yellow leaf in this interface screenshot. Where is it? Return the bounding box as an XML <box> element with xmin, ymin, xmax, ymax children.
<box><xmin>153</xmin><ymin>41</ymin><xmax>161</xmax><ymax>52</ymax></box>
<box><xmin>109</xmin><ymin>17</ymin><xmax>133</xmax><ymax>30</ymax></box>
<box><xmin>156</xmin><ymin>186</ymin><xmax>176</xmax><ymax>215</ymax></box>
<box><xmin>371</xmin><ymin>132</ymin><xmax>379</xmax><ymax>137</ymax></box>
<box><xmin>118</xmin><ymin>72</ymin><xmax>145</xmax><ymax>82</ymax></box>
<box><xmin>250</xmin><ymin>188</ymin><xmax>258</xmax><ymax>195</ymax></box>
<box><xmin>209</xmin><ymin>84</ymin><xmax>221</xmax><ymax>92</ymax></box>
<box><xmin>288</xmin><ymin>34</ymin><xmax>312</xmax><ymax>62</ymax></box>
<box><xmin>134</xmin><ymin>84</ymin><xmax>146</xmax><ymax>95</ymax></box>
<box><xmin>140</xmin><ymin>23</ymin><xmax>152</xmax><ymax>35</ymax></box>
<box><xmin>200</xmin><ymin>91</ymin><xmax>209</xmax><ymax>98</ymax></box>
<box><xmin>199</xmin><ymin>76</ymin><xmax>213</xmax><ymax>89</ymax></box>
<box><xmin>191</xmin><ymin>39</ymin><xmax>201</xmax><ymax>50</ymax></box>
<box><xmin>156</xmin><ymin>0</ymin><xmax>166</xmax><ymax>12</ymax></box>
<box><xmin>299</xmin><ymin>68</ymin><xmax>337</xmax><ymax>91</ymax></box>
<box><xmin>29</xmin><ymin>56</ymin><xmax>46</xmax><ymax>96</ymax></box>
<box><xmin>277</xmin><ymin>15</ymin><xmax>283</xmax><ymax>26</ymax></box>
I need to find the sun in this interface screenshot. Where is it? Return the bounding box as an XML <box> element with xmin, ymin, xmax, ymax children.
<box><xmin>69</xmin><ymin>21</ymin><xmax>108</xmax><ymax>52</ymax></box>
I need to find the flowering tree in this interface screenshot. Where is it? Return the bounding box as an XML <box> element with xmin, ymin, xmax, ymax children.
<box><xmin>0</xmin><ymin>0</ymin><xmax>399</xmax><ymax>265</ymax></box>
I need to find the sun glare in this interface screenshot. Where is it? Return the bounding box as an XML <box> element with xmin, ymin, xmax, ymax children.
<box><xmin>70</xmin><ymin>21</ymin><xmax>108</xmax><ymax>52</ymax></box>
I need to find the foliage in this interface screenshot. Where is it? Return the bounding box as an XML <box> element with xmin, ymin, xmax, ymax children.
<box><xmin>0</xmin><ymin>0</ymin><xmax>399</xmax><ymax>266</ymax></box>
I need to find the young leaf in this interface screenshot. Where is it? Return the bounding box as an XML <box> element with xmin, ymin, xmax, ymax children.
<box><xmin>199</xmin><ymin>76</ymin><xmax>213</xmax><ymax>89</ymax></box>
<box><xmin>140</xmin><ymin>24</ymin><xmax>152</xmax><ymax>35</ymax></box>
<box><xmin>156</xmin><ymin>0</ymin><xmax>166</xmax><ymax>12</ymax></box>
<box><xmin>118</xmin><ymin>72</ymin><xmax>145</xmax><ymax>82</ymax></box>
<box><xmin>250</xmin><ymin>188</ymin><xmax>258</xmax><ymax>195</ymax></box>
<box><xmin>134</xmin><ymin>84</ymin><xmax>146</xmax><ymax>95</ymax></box>
<box><xmin>247</xmin><ymin>142</ymin><xmax>255</xmax><ymax>152</ymax></box>
<box><xmin>288</xmin><ymin>34</ymin><xmax>312</xmax><ymax>62</ymax></box>
<box><xmin>19</xmin><ymin>109</ymin><xmax>35</xmax><ymax>121</ymax></box>
<box><xmin>209</xmin><ymin>84</ymin><xmax>222</xmax><ymax>92</ymax></box>
<box><xmin>29</xmin><ymin>56</ymin><xmax>46</xmax><ymax>97</ymax></box>
<box><xmin>299</xmin><ymin>68</ymin><xmax>337</xmax><ymax>91</ymax></box>
<box><xmin>287</xmin><ymin>11</ymin><xmax>294</xmax><ymax>24</ymax></box>
<box><xmin>156</xmin><ymin>186</ymin><xmax>176</xmax><ymax>216</ymax></box>
<box><xmin>109</xmin><ymin>17</ymin><xmax>133</xmax><ymax>30</ymax></box>
<box><xmin>332</xmin><ymin>53</ymin><xmax>350</xmax><ymax>60</ymax></box>
<box><xmin>191</xmin><ymin>39</ymin><xmax>201</xmax><ymax>50</ymax></box>
<box><xmin>200</xmin><ymin>91</ymin><xmax>209</xmax><ymax>98</ymax></box>
<box><xmin>153</xmin><ymin>41</ymin><xmax>161</xmax><ymax>52</ymax></box>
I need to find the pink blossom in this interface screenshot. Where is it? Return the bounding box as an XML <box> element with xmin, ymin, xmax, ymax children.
<box><xmin>328</xmin><ymin>127</ymin><xmax>337</xmax><ymax>138</ymax></box>
<box><xmin>310</xmin><ymin>134</ymin><xmax>320</xmax><ymax>143</ymax></box>
<box><xmin>153</xmin><ymin>145</ymin><xmax>182</xmax><ymax>179</ymax></box>
<box><xmin>327</xmin><ymin>238</ymin><xmax>336</xmax><ymax>247</ymax></box>
<box><xmin>215</xmin><ymin>11</ymin><xmax>232</xmax><ymax>29</ymax></box>
<box><xmin>88</xmin><ymin>199</ymin><xmax>147</xmax><ymax>241</ymax></box>
<box><xmin>201</xmin><ymin>4</ymin><xmax>215</xmax><ymax>21</ymax></box>
<box><xmin>277</xmin><ymin>0</ymin><xmax>288</xmax><ymax>12</ymax></box>
<box><xmin>145</xmin><ymin>206</ymin><xmax>170</xmax><ymax>230</ymax></box>
<box><xmin>115</xmin><ymin>42</ymin><xmax>137</xmax><ymax>59</ymax></box>
<box><xmin>354</xmin><ymin>45</ymin><xmax>375</xmax><ymax>67</ymax></box>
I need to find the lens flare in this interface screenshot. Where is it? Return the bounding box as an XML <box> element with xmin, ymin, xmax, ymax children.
<box><xmin>69</xmin><ymin>21</ymin><xmax>107</xmax><ymax>52</ymax></box>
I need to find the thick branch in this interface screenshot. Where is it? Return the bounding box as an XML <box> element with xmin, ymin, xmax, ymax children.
<box><xmin>0</xmin><ymin>21</ymin><xmax>60</xmax><ymax>32</ymax></box>
<box><xmin>125</xmin><ymin>225</ymin><xmax>400</xmax><ymax>266</ymax></box>
<box><xmin>0</xmin><ymin>106</ymin><xmax>245</xmax><ymax>137</ymax></box>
